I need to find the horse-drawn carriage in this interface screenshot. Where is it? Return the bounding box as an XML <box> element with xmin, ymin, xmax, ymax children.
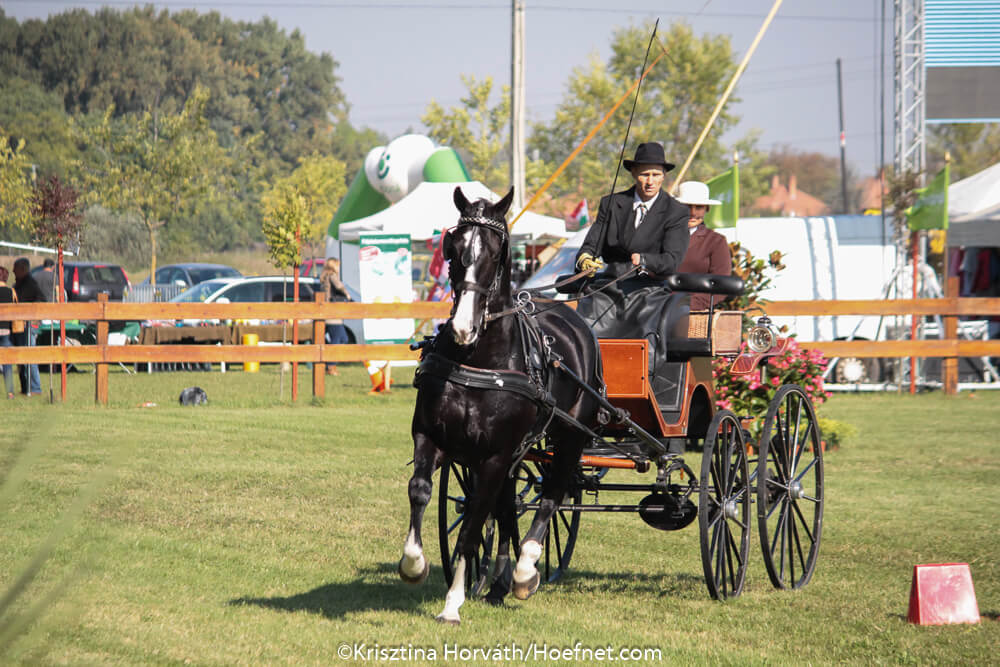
<box><xmin>400</xmin><ymin>188</ymin><xmax>824</xmax><ymax>624</ymax></box>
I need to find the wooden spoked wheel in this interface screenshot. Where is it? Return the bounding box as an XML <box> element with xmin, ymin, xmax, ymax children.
<box><xmin>698</xmin><ymin>410</ymin><xmax>751</xmax><ymax>600</ymax></box>
<box><xmin>756</xmin><ymin>384</ymin><xmax>825</xmax><ymax>590</ymax></box>
<box><xmin>438</xmin><ymin>462</ymin><xmax>495</xmax><ymax>597</ymax></box>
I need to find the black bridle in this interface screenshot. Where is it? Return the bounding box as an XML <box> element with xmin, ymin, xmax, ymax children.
<box><xmin>444</xmin><ymin>211</ymin><xmax>510</xmax><ymax>329</ymax></box>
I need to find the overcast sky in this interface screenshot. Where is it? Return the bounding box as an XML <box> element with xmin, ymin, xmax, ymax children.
<box><xmin>3</xmin><ymin>0</ymin><xmax>893</xmax><ymax>177</ymax></box>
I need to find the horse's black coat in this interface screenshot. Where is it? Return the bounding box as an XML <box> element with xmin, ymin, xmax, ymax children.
<box><xmin>403</xmin><ymin>186</ymin><xmax>604</xmax><ymax>608</ymax></box>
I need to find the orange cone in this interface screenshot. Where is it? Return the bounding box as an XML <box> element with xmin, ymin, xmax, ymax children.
<box><xmin>907</xmin><ymin>563</ymin><xmax>980</xmax><ymax>625</ymax></box>
<box><xmin>366</xmin><ymin>361</ymin><xmax>391</xmax><ymax>394</ymax></box>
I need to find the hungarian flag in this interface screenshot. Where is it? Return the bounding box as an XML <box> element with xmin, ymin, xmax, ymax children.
<box><xmin>567</xmin><ymin>199</ymin><xmax>589</xmax><ymax>230</ymax></box>
<box><xmin>705</xmin><ymin>163</ymin><xmax>739</xmax><ymax>229</ymax></box>
<box><xmin>428</xmin><ymin>230</ymin><xmax>446</xmax><ymax>280</ymax></box>
<box><xmin>907</xmin><ymin>163</ymin><xmax>949</xmax><ymax>231</ymax></box>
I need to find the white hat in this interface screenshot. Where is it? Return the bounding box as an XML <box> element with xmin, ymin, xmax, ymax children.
<box><xmin>676</xmin><ymin>181</ymin><xmax>721</xmax><ymax>206</ymax></box>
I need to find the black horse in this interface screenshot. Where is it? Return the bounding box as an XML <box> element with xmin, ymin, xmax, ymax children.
<box><xmin>398</xmin><ymin>186</ymin><xmax>603</xmax><ymax>624</ymax></box>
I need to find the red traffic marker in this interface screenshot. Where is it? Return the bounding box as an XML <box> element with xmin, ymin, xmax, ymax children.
<box><xmin>907</xmin><ymin>563</ymin><xmax>980</xmax><ymax>625</ymax></box>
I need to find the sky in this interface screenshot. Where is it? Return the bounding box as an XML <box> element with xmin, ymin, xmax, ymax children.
<box><xmin>3</xmin><ymin>0</ymin><xmax>894</xmax><ymax>177</ymax></box>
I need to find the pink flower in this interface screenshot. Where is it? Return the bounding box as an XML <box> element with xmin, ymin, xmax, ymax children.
<box><xmin>771</xmin><ymin>376</ymin><xmax>781</xmax><ymax>387</ymax></box>
<box><xmin>749</xmin><ymin>379</ymin><xmax>762</xmax><ymax>390</ymax></box>
<box><xmin>717</xmin><ymin>399</ymin><xmax>732</xmax><ymax>411</ymax></box>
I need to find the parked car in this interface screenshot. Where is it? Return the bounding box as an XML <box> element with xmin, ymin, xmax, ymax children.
<box><xmin>298</xmin><ymin>258</ymin><xmax>325</xmax><ymax>278</ymax></box>
<box><xmin>31</xmin><ymin>261</ymin><xmax>131</xmax><ymax>302</ymax></box>
<box><xmin>139</xmin><ymin>263</ymin><xmax>242</xmax><ymax>288</ymax></box>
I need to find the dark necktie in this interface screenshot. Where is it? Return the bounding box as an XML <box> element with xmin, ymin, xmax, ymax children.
<box><xmin>634</xmin><ymin>203</ymin><xmax>647</xmax><ymax>228</ymax></box>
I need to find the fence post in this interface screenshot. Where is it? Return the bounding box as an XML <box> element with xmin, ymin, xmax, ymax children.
<box><xmin>313</xmin><ymin>291</ymin><xmax>326</xmax><ymax>399</ymax></box>
<box><xmin>95</xmin><ymin>293</ymin><xmax>109</xmax><ymax>405</ymax></box>
<box><xmin>943</xmin><ymin>276</ymin><xmax>959</xmax><ymax>395</ymax></box>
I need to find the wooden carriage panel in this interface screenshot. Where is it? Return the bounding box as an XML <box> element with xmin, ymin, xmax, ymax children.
<box><xmin>598</xmin><ymin>339</ymin><xmax>668</xmax><ymax>436</ymax></box>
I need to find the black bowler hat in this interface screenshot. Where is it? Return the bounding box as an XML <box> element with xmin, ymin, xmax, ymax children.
<box><xmin>623</xmin><ymin>142</ymin><xmax>675</xmax><ymax>172</ymax></box>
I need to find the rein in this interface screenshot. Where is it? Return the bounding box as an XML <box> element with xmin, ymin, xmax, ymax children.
<box><xmin>485</xmin><ymin>265</ymin><xmax>641</xmax><ymax>322</ymax></box>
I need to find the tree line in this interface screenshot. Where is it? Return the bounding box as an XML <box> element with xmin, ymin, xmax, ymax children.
<box><xmin>2</xmin><ymin>9</ymin><xmax>996</xmax><ymax>278</ymax></box>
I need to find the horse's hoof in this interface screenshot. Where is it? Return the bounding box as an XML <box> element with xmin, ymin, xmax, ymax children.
<box><xmin>398</xmin><ymin>556</ymin><xmax>429</xmax><ymax>585</ymax></box>
<box><xmin>483</xmin><ymin>594</ymin><xmax>506</xmax><ymax>607</ymax></box>
<box><xmin>511</xmin><ymin>571</ymin><xmax>540</xmax><ymax>600</ymax></box>
<box><xmin>435</xmin><ymin>614</ymin><xmax>460</xmax><ymax>626</ymax></box>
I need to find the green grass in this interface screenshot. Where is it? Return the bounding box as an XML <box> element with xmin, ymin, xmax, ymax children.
<box><xmin>2</xmin><ymin>369</ymin><xmax>998</xmax><ymax>665</ymax></box>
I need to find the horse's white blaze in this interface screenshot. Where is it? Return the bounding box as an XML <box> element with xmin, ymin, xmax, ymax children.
<box><xmin>437</xmin><ymin>556</ymin><xmax>466</xmax><ymax>623</ymax></box>
<box><xmin>450</xmin><ymin>234</ymin><xmax>483</xmax><ymax>346</ymax></box>
<box><xmin>513</xmin><ymin>539</ymin><xmax>542</xmax><ymax>584</ymax></box>
<box><xmin>400</xmin><ymin>528</ymin><xmax>425</xmax><ymax>579</ymax></box>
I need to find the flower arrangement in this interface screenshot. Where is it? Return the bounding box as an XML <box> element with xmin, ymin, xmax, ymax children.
<box><xmin>712</xmin><ymin>338</ymin><xmax>833</xmax><ymax>439</ymax></box>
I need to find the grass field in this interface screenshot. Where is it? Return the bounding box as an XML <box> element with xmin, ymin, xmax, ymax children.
<box><xmin>2</xmin><ymin>367</ymin><xmax>998</xmax><ymax>665</ymax></box>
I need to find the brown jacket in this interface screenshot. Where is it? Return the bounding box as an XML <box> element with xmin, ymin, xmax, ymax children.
<box><xmin>678</xmin><ymin>224</ymin><xmax>732</xmax><ymax>310</ymax></box>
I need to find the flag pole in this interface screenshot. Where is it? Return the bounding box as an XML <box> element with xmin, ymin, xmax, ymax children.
<box><xmin>670</xmin><ymin>0</ymin><xmax>784</xmax><ymax>193</ymax></box>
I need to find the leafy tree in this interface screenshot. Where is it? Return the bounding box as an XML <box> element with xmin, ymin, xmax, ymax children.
<box><xmin>928</xmin><ymin>123</ymin><xmax>1000</xmax><ymax>180</ymax></box>
<box><xmin>74</xmin><ymin>86</ymin><xmax>233</xmax><ymax>284</ymax></box>
<box><xmin>422</xmin><ymin>75</ymin><xmax>511</xmax><ymax>191</ymax></box>
<box><xmin>0</xmin><ymin>77</ymin><xmax>75</xmax><ymax>178</ymax></box>
<box><xmin>261</xmin><ymin>154</ymin><xmax>347</xmax><ymax>258</ymax></box>
<box><xmin>530</xmin><ymin>22</ymin><xmax>749</xmax><ymax>205</ymax></box>
<box><xmin>0</xmin><ymin>131</ymin><xmax>34</xmax><ymax>234</ymax></box>
<box><xmin>262</xmin><ymin>188</ymin><xmax>308</xmax><ymax>271</ymax></box>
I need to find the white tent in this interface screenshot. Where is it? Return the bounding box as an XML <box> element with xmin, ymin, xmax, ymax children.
<box><xmin>336</xmin><ymin>180</ymin><xmax>569</xmax><ymax>242</ymax></box>
<box><xmin>948</xmin><ymin>161</ymin><xmax>1000</xmax><ymax>247</ymax></box>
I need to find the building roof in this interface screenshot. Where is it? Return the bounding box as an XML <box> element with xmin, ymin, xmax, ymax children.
<box><xmin>752</xmin><ymin>174</ymin><xmax>830</xmax><ymax>217</ymax></box>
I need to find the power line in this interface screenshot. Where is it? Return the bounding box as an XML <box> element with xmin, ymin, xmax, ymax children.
<box><xmin>1</xmin><ymin>0</ymin><xmax>885</xmax><ymax>22</ymax></box>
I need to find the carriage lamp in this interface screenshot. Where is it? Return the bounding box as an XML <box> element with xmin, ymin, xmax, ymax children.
<box><xmin>747</xmin><ymin>315</ymin><xmax>778</xmax><ymax>353</ymax></box>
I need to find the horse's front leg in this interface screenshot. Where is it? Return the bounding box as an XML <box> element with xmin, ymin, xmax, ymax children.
<box><xmin>399</xmin><ymin>432</ymin><xmax>440</xmax><ymax>585</ymax></box>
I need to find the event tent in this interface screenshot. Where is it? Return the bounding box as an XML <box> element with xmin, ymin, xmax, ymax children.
<box><xmin>336</xmin><ymin>181</ymin><xmax>570</xmax><ymax>242</ymax></box>
<box><xmin>948</xmin><ymin>161</ymin><xmax>1000</xmax><ymax>247</ymax></box>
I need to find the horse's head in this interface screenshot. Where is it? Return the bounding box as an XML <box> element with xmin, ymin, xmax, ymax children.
<box><xmin>443</xmin><ymin>186</ymin><xmax>514</xmax><ymax>346</ymax></box>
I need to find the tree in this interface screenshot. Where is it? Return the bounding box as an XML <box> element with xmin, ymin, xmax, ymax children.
<box><xmin>422</xmin><ymin>75</ymin><xmax>511</xmax><ymax>191</ymax></box>
<box><xmin>928</xmin><ymin>123</ymin><xmax>1000</xmax><ymax>180</ymax></box>
<box><xmin>261</xmin><ymin>154</ymin><xmax>347</xmax><ymax>258</ymax></box>
<box><xmin>530</xmin><ymin>22</ymin><xmax>748</xmax><ymax>205</ymax></box>
<box><xmin>0</xmin><ymin>77</ymin><xmax>75</xmax><ymax>179</ymax></box>
<box><xmin>74</xmin><ymin>86</ymin><xmax>232</xmax><ymax>284</ymax></box>
<box><xmin>0</xmin><ymin>131</ymin><xmax>34</xmax><ymax>235</ymax></box>
<box><xmin>262</xmin><ymin>188</ymin><xmax>308</xmax><ymax>271</ymax></box>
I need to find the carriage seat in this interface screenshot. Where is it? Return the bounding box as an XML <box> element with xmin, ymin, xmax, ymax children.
<box><xmin>663</xmin><ymin>274</ymin><xmax>745</xmax><ymax>360</ymax></box>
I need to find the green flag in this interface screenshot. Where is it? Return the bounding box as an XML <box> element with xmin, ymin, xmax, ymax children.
<box><xmin>906</xmin><ymin>163</ymin><xmax>949</xmax><ymax>231</ymax></box>
<box><xmin>704</xmin><ymin>162</ymin><xmax>739</xmax><ymax>228</ymax></box>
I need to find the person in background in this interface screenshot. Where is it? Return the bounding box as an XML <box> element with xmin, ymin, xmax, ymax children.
<box><xmin>676</xmin><ymin>181</ymin><xmax>732</xmax><ymax>311</ymax></box>
<box><xmin>319</xmin><ymin>258</ymin><xmax>351</xmax><ymax>376</ymax></box>
<box><xmin>12</xmin><ymin>257</ymin><xmax>46</xmax><ymax>396</ymax></box>
<box><xmin>35</xmin><ymin>257</ymin><xmax>57</xmax><ymax>302</ymax></box>
<box><xmin>0</xmin><ymin>266</ymin><xmax>16</xmax><ymax>398</ymax></box>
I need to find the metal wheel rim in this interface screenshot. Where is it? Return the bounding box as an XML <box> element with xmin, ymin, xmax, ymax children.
<box><xmin>756</xmin><ymin>384</ymin><xmax>825</xmax><ymax>590</ymax></box>
<box><xmin>437</xmin><ymin>462</ymin><xmax>495</xmax><ymax>597</ymax></box>
<box><xmin>699</xmin><ymin>410</ymin><xmax>751</xmax><ymax>600</ymax></box>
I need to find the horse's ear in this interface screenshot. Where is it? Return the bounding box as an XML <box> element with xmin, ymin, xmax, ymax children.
<box><xmin>453</xmin><ymin>186</ymin><xmax>471</xmax><ymax>212</ymax></box>
<box><xmin>495</xmin><ymin>187</ymin><xmax>515</xmax><ymax>217</ymax></box>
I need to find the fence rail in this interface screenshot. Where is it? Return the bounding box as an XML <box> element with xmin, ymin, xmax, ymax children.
<box><xmin>2</xmin><ymin>293</ymin><xmax>999</xmax><ymax>403</ymax></box>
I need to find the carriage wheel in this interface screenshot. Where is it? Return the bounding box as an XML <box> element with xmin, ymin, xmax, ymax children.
<box><xmin>438</xmin><ymin>462</ymin><xmax>495</xmax><ymax>597</ymax></box>
<box><xmin>698</xmin><ymin>410</ymin><xmax>751</xmax><ymax>600</ymax></box>
<box><xmin>756</xmin><ymin>384</ymin><xmax>825</xmax><ymax>590</ymax></box>
<box><xmin>513</xmin><ymin>459</ymin><xmax>581</xmax><ymax>583</ymax></box>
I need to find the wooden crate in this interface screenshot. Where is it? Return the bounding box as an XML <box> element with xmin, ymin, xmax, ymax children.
<box><xmin>688</xmin><ymin>310</ymin><xmax>742</xmax><ymax>355</ymax></box>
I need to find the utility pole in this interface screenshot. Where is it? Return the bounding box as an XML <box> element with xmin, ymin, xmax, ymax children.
<box><xmin>510</xmin><ymin>0</ymin><xmax>526</xmax><ymax>215</ymax></box>
<box><xmin>836</xmin><ymin>58</ymin><xmax>849</xmax><ymax>213</ymax></box>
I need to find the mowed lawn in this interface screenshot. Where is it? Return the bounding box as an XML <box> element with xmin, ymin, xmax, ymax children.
<box><xmin>1</xmin><ymin>366</ymin><xmax>998</xmax><ymax>665</ymax></box>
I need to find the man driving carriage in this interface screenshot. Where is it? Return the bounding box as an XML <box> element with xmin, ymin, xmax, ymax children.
<box><xmin>571</xmin><ymin>142</ymin><xmax>694</xmax><ymax>410</ymax></box>
<box><xmin>575</xmin><ymin>141</ymin><xmax>690</xmax><ymax>290</ymax></box>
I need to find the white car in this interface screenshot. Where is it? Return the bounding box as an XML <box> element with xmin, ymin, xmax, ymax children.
<box><xmin>165</xmin><ymin>276</ymin><xmax>362</xmax><ymax>342</ymax></box>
